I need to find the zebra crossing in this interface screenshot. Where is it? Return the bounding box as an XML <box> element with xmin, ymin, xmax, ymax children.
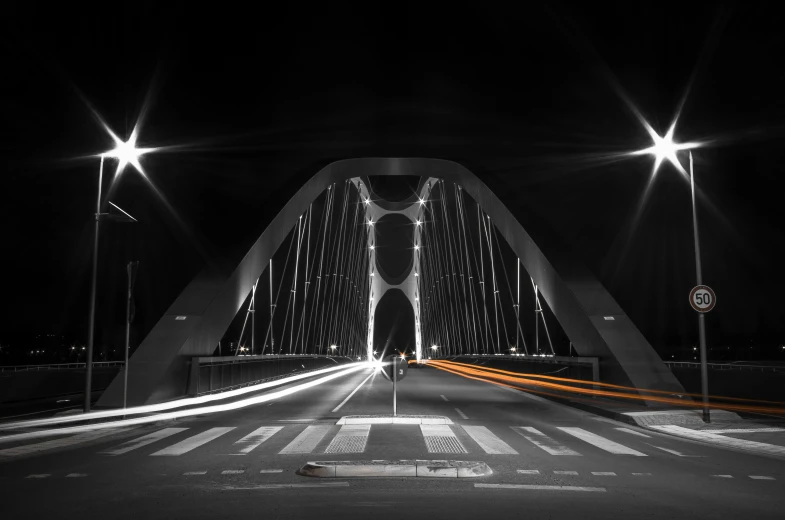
<box><xmin>2</xmin><ymin>422</ymin><xmax>708</xmax><ymax>460</ymax></box>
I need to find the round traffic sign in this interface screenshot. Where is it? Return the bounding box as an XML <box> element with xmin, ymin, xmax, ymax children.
<box><xmin>689</xmin><ymin>285</ymin><xmax>716</xmax><ymax>313</ymax></box>
<box><xmin>381</xmin><ymin>355</ymin><xmax>408</xmax><ymax>383</ymax></box>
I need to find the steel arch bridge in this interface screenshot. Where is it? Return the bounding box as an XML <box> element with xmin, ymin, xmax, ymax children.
<box><xmin>97</xmin><ymin>158</ymin><xmax>685</xmax><ymax>408</ymax></box>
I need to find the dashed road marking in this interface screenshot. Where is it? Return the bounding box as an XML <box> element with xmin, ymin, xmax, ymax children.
<box><xmin>632</xmin><ymin>473</ymin><xmax>652</xmax><ymax>476</ymax></box>
<box><xmin>151</xmin><ymin>427</ymin><xmax>236</xmax><ymax>456</ymax></box>
<box><xmin>223</xmin><ymin>483</ymin><xmax>349</xmax><ymax>490</ymax></box>
<box><xmin>233</xmin><ymin>426</ymin><xmax>283</xmax><ymax>455</ymax></box>
<box><xmin>554</xmin><ymin>470</ymin><xmax>578</xmax><ymax>475</ymax></box>
<box><xmin>259</xmin><ymin>469</ymin><xmax>284</xmax><ymax>473</ymax></box>
<box><xmin>65</xmin><ymin>473</ymin><xmax>87</xmax><ymax>478</ymax></box>
<box><xmin>454</xmin><ymin>408</ymin><xmax>469</xmax><ymax>420</ymax></box>
<box><xmin>101</xmin><ymin>427</ymin><xmax>189</xmax><ymax>456</ymax></box>
<box><xmin>649</xmin><ymin>425</ymin><xmax>785</xmax><ymax>457</ymax></box>
<box><xmin>1</xmin><ymin>429</ymin><xmax>131</xmax><ymax>457</ymax></box>
<box><xmin>615</xmin><ymin>428</ymin><xmax>651</xmax><ymax>438</ymax></box>
<box><xmin>221</xmin><ymin>469</ymin><xmax>245</xmax><ymax>475</ymax></box>
<box><xmin>517</xmin><ymin>469</ymin><xmax>540</xmax><ymax>475</ymax></box>
<box><xmin>440</xmin><ymin>395</ymin><xmax>449</xmax><ymax>402</ymax></box>
<box><xmin>649</xmin><ymin>445</ymin><xmax>703</xmax><ymax>457</ymax></box>
<box><xmin>558</xmin><ymin>428</ymin><xmax>647</xmax><ymax>456</ymax></box>
<box><xmin>332</xmin><ymin>371</ymin><xmax>374</xmax><ymax>413</ymax></box>
<box><xmin>706</xmin><ymin>428</ymin><xmax>785</xmax><ymax>434</ymax></box>
<box><xmin>462</xmin><ymin>425</ymin><xmax>518</xmax><ymax>454</ymax></box>
<box><xmin>750</xmin><ymin>475</ymin><xmax>775</xmax><ymax>480</ymax></box>
<box><xmin>512</xmin><ymin>427</ymin><xmax>581</xmax><ymax>456</ymax></box>
<box><xmin>591</xmin><ymin>472</ymin><xmax>616</xmax><ymax>476</ymax></box>
<box><xmin>184</xmin><ymin>471</ymin><xmax>207</xmax><ymax>475</ymax></box>
<box><xmin>476</xmin><ymin>484</ymin><xmax>606</xmax><ymax>492</ymax></box>
<box><xmin>711</xmin><ymin>475</ymin><xmax>733</xmax><ymax>478</ymax></box>
<box><xmin>25</xmin><ymin>474</ymin><xmax>50</xmax><ymax>479</ymax></box>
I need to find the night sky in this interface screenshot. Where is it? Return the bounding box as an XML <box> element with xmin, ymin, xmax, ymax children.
<box><xmin>3</xmin><ymin>2</ymin><xmax>784</xmax><ymax>362</ymax></box>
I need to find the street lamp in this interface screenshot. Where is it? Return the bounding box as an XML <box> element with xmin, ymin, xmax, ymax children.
<box><xmin>84</xmin><ymin>128</ymin><xmax>153</xmax><ymax>413</ymax></box>
<box><xmin>633</xmin><ymin>122</ymin><xmax>709</xmax><ymax>422</ymax></box>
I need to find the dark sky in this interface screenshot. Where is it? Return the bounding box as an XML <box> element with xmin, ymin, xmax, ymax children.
<box><xmin>2</xmin><ymin>2</ymin><xmax>785</xmax><ymax>358</ymax></box>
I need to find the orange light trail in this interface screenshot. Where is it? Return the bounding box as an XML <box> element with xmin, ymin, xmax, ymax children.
<box><xmin>426</xmin><ymin>359</ymin><xmax>785</xmax><ymax>416</ymax></box>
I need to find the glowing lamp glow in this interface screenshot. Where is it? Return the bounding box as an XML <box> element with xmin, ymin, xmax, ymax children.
<box><xmin>102</xmin><ymin>126</ymin><xmax>155</xmax><ymax>176</ymax></box>
<box><xmin>631</xmin><ymin>121</ymin><xmax>701</xmax><ymax>175</ymax></box>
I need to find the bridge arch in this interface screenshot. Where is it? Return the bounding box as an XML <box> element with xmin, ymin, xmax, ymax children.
<box><xmin>98</xmin><ymin>158</ymin><xmax>684</xmax><ymax>407</ymax></box>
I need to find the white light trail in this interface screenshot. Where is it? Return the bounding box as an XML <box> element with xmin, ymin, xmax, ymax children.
<box><xmin>0</xmin><ymin>362</ymin><xmax>369</xmax><ymax>434</ymax></box>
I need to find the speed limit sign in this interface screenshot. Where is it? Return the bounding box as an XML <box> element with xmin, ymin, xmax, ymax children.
<box><xmin>689</xmin><ymin>285</ymin><xmax>716</xmax><ymax>313</ymax></box>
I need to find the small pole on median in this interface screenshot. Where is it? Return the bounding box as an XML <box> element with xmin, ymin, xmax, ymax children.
<box><xmin>393</xmin><ymin>357</ymin><xmax>398</xmax><ymax>416</ymax></box>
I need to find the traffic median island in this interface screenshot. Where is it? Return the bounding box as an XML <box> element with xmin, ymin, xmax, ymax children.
<box><xmin>297</xmin><ymin>459</ymin><xmax>492</xmax><ymax>478</ymax></box>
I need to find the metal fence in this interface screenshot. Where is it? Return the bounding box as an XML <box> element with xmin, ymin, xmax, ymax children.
<box><xmin>0</xmin><ymin>361</ymin><xmax>125</xmax><ymax>373</ymax></box>
<box><xmin>187</xmin><ymin>354</ymin><xmax>356</xmax><ymax>396</ymax></box>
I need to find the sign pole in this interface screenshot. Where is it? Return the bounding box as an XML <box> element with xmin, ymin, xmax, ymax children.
<box><xmin>689</xmin><ymin>152</ymin><xmax>710</xmax><ymax>423</ymax></box>
<box><xmin>393</xmin><ymin>358</ymin><xmax>397</xmax><ymax>416</ymax></box>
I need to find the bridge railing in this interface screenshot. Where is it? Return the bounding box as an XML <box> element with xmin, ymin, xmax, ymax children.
<box><xmin>0</xmin><ymin>361</ymin><xmax>125</xmax><ymax>373</ymax></box>
<box><xmin>665</xmin><ymin>361</ymin><xmax>784</xmax><ymax>373</ymax></box>
<box><xmin>187</xmin><ymin>354</ymin><xmax>356</xmax><ymax>396</ymax></box>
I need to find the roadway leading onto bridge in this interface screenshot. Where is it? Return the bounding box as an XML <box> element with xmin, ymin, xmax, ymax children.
<box><xmin>1</xmin><ymin>366</ymin><xmax>783</xmax><ymax>519</ymax></box>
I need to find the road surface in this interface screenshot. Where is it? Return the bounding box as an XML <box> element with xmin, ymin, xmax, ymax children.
<box><xmin>1</xmin><ymin>364</ymin><xmax>783</xmax><ymax>519</ymax></box>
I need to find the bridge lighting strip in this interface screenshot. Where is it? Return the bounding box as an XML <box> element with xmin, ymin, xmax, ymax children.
<box><xmin>0</xmin><ymin>362</ymin><xmax>371</xmax><ymax>434</ymax></box>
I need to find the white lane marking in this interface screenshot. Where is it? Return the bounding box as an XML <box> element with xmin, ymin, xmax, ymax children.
<box><xmin>512</xmin><ymin>427</ymin><xmax>581</xmax><ymax>456</ymax></box>
<box><xmin>0</xmin><ymin>428</ymin><xmax>132</xmax><ymax>457</ymax></box>
<box><xmin>591</xmin><ymin>472</ymin><xmax>616</xmax><ymax>476</ymax></box>
<box><xmin>332</xmin><ymin>371</ymin><xmax>375</xmax><ymax>413</ymax></box>
<box><xmin>517</xmin><ymin>469</ymin><xmax>540</xmax><ymax>474</ymax></box>
<box><xmin>221</xmin><ymin>469</ymin><xmax>245</xmax><ymax>475</ymax></box>
<box><xmin>554</xmin><ymin>471</ymin><xmax>578</xmax><ymax>475</ymax></box>
<box><xmin>707</xmin><ymin>428</ymin><xmax>785</xmax><ymax>434</ymax></box>
<box><xmin>558</xmin><ymin>428</ymin><xmax>647</xmax><ymax>456</ymax></box>
<box><xmin>150</xmin><ymin>427</ymin><xmax>235</xmax><ymax>456</ymax></box>
<box><xmin>232</xmin><ymin>426</ymin><xmax>283</xmax><ymax>454</ymax></box>
<box><xmin>25</xmin><ymin>474</ymin><xmax>50</xmax><ymax>478</ymax></box>
<box><xmin>420</xmin><ymin>424</ymin><xmax>467</xmax><ymax>454</ymax></box>
<box><xmin>476</xmin><ymin>484</ymin><xmax>606</xmax><ymax>492</ymax></box>
<box><xmin>454</xmin><ymin>408</ymin><xmax>469</xmax><ymax>420</ymax></box>
<box><xmin>649</xmin><ymin>444</ymin><xmax>704</xmax><ymax>457</ymax></box>
<box><xmin>324</xmin><ymin>424</ymin><xmax>370</xmax><ymax>453</ymax></box>
<box><xmin>259</xmin><ymin>469</ymin><xmax>283</xmax><ymax>473</ymax></box>
<box><xmin>711</xmin><ymin>475</ymin><xmax>733</xmax><ymax>478</ymax></box>
<box><xmin>615</xmin><ymin>428</ymin><xmax>651</xmax><ymax>438</ymax></box>
<box><xmin>223</xmin><ymin>483</ymin><xmax>350</xmax><ymax>489</ymax></box>
<box><xmin>750</xmin><ymin>475</ymin><xmax>775</xmax><ymax>480</ymax></box>
<box><xmin>440</xmin><ymin>395</ymin><xmax>449</xmax><ymax>402</ymax></box>
<box><xmin>279</xmin><ymin>425</ymin><xmax>332</xmax><ymax>454</ymax></box>
<box><xmin>184</xmin><ymin>471</ymin><xmax>207</xmax><ymax>475</ymax></box>
<box><xmin>632</xmin><ymin>473</ymin><xmax>652</xmax><ymax>476</ymax></box>
<box><xmin>462</xmin><ymin>426</ymin><xmax>518</xmax><ymax>454</ymax></box>
<box><xmin>101</xmin><ymin>427</ymin><xmax>189</xmax><ymax>456</ymax></box>
<box><xmin>65</xmin><ymin>473</ymin><xmax>87</xmax><ymax>477</ymax></box>
<box><xmin>649</xmin><ymin>425</ymin><xmax>785</xmax><ymax>457</ymax></box>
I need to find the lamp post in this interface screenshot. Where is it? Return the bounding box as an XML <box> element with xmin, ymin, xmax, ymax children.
<box><xmin>634</xmin><ymin>123</ymin><xmax>709</xmax><ymax>421</ymax></box>
<box><xmin>84</xmin><ymin>129</ymin><xmax>153</xmax><ymax>413</ymax></box>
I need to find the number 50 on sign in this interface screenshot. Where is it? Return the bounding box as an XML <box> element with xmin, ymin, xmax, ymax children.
<box><xmin>689</xmin><ymin>285</ymin><xmax>716</xmax><ymax>313</ymax></box>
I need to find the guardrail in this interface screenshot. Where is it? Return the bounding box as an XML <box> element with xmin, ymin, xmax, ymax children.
<box><xmin>665</xmin><ymin>361</ymin><xmax>784</xmax><ymax>373</ymax></box>
<box><xmin>0</xmin><ymin>361</ymin><xmax>125</xmax><ymax>373</ymax></box>
<box><xmin>187</xmin><ymin>354</ymin><xmax>356</xmax><ymax>396</ymax></box>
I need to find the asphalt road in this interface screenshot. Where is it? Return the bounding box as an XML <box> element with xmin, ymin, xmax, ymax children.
<box><xmin>1</xmin><ymin>363</ymin><xmax>783</xmax><ymax>519</ymax></box>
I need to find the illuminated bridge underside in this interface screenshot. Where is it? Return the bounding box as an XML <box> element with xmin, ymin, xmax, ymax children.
<box><xmin>98</xmin><ymin>158</ymin><xmax>684</xmax><ymax>408</ymax></box>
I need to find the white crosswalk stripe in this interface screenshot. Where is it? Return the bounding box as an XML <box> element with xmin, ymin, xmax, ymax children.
<box><xmin>557</xmin><ymin>427</ymin><xmax>647</xmax><ymax>456</ymax></box>
<box><xmin>462</xmin><ymin>426</ymin><xmax>518</xmax><ymax>454</ymax></box>
<box><xmin>150</xmin><ymin>427</ymin><xmax>235</xmax><ymax>456</ymax></box>
<box><xmin>324</xmin><ymin>424</ymin><xmax>370</xmax><ymax>454</ymax></box>
<box><xmin>512</xmin><ymin>427</ymin><xmax>581</xmax><ymax>455</ymax></box>
<box><xmin>232</xmin><ymin>426</ymin><xmax>283</xmax><ymax>454</ymax></box>
<box><xmin>101</xmin><ymin>428</ymin><xmax>189</xmax><ymax>456</ymax></box>
<box><xmin>279</xmin><ymin>425</ymin><xmax>332</xmax><ymax>454</ymax></box>
<box><xmin>0</xmin><ymin>428</ymin><xmax>132</xmax><ymax>458</ymax></box>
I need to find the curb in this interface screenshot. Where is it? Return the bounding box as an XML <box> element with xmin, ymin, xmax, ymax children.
<box><xmin>297</xmin><ymin>460</ymin><xmax>492</xmax><ymax>478</ymax></box>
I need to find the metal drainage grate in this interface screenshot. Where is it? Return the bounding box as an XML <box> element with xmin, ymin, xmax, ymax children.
<box><xmin>425</xmin><ymin>436</ymin><xmax>467</xmax><ymax>454</ymax></box>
